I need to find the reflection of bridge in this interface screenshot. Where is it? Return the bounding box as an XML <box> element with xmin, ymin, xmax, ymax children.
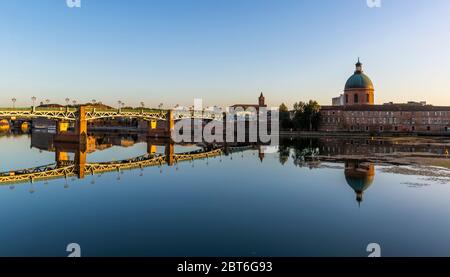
<box><xmin>0</xmin><ymin>132</ymin><xmax>263</xmax><ymax>186</ymax></box>
<box><xmin>0</xmin><ymin>148</ymin><xmax>223</xmax><ymax>185</ymax></box>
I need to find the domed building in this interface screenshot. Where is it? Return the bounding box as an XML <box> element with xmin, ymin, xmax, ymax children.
<box><xmin>344</xmin><ymin>59</ymin><xmax>374</xmax><ymax>105</ymax></box>
<box><xmin>320</xmin><ymin>59</ymin><xmax>450</xmax><ymax>134</ymax></box>
<box><xmin>344</xmin><ymin>160</ymin><xmax>375</xmax><ymax>205</ymax></box>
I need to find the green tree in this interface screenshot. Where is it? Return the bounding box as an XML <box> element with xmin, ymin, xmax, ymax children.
<box><xmin>292</xmin><ymin>100</ymin><xmax>321</xmax><ymax>131</ymax></box>
<box><xmin>279</xmin><ymin>103</ymin><xmax>293</xmax><ymax>130</ymax></box>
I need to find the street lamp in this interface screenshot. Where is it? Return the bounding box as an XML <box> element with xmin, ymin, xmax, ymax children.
<box><xmin>11</xmin><ymin>98</ymin><xmax>17</xmax><ymax>108</ymax></box>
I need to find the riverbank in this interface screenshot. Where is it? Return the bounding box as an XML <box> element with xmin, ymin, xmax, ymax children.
<box><xmin>280</xmin><ymin>130</ymin><xmax>450</xmax><ymax>139</ymax></box>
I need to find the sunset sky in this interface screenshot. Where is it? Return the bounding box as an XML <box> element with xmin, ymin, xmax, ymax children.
<box><xmin>1</xmin><ymin>0</ymin><xmax>449</xmax><ymax>108</ymax></box>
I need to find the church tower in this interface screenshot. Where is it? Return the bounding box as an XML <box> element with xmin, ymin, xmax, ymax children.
<box><xmin>258</xmin><ymin>92</ymin><xmax>266</xmax><ymax>107</ymax></box>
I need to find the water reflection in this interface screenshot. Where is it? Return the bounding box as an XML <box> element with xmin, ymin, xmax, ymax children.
<box><xmin>345</xmin><ymin>160</ymin><xmax>375</xmax><ymax>205</ymax></box>
<box><xmin>2</xmin><ymin>133</ymin><xmax>450</xmax><ymax>198</ymax></box>
<box><xmin>2</xmin><ymin>132</ymin><xmax>450</xmax><ymax>256</ymax></box>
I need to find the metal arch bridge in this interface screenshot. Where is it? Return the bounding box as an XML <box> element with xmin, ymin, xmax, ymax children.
<box><xmin>0</xmin><ymin>148</ymin><xmax>224</xmax><ymax>185</ymax></box>
<box><xmin>0</xmin><ymin>107</ymin><xmax>223</xmax><ymax>121</ymax></box>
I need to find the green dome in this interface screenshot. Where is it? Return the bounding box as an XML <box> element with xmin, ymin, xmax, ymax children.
<box><xmin>344</xmin><ymin>59</ymin><xmax>374</xmax><ymax>90</ymax></box>
<box><xmin>345</xmin><ymin>73</ymin><xmax>374</xmax><ymax>90</ymax></box>
<box><xmin>345</xmin><ymin>175</ymin><xmax>374</xmax><ymax>193</ymax></box>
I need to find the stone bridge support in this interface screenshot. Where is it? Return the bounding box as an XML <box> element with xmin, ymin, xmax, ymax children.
<box><xmin>165</xmin><ymin>142</ymin><xmax>174</xmax><ymax>166</ymax></box>
<box><xmin>148</xmin><ymin>109</ymin><xmax>174</xmax><ymax>138</ymax></box>
<box><xmin>76</xmin><ymin>106</ymin><xmax>87</xmax><ymax>137</ymax></box>
<box><xmin>75</xmin><ymin>146</ymin><xmax>87</xmax><ymax>179</ymax></box>
<box><xmin>55</xmin><ymin>149</ymin><xmax>69</xmax><ymax>166</ymax></box>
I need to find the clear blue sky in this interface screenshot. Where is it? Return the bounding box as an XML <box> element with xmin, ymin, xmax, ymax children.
<box><xmin>1</xmin><ymin>0</ymin><xmax>450</xmax><ymax>108</ymax></box>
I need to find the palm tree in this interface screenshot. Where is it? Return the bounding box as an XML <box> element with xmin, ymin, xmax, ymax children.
<box><xmin>72</xmin><ymin>100</ymin><xmax>77</xmax><ymax>106</ymax></box>
<box><xmin>158</xmin><ymin>103</ymin><xmax>163</xmax><ymax>109</ymax></box>
<box><xmin>65</xmin><ymin>98</ymin><xmax>70</xmax><ymax>106</ymax></box>
<box><xmin>140</xmin><ymin>101</ymin><xmax>145</xmax><ymax>108</ymax></box>
<box><xmin>92</xmin><ymin>99</ymin><xmax>97</xmax><ymax>105</ymax></box>
<box><xmin>11</xmin><ymin>98</ymin><xmax>17</xmax><ymax>108</ymax></box>
<box><xmin>31</xmin><ymin>96</ymin><xmax>37</xmax><ymax>107</ymax></box>
<box><xmin>45</xmin><ymin>99</ymin><xmax>50</xmax><ymax>105</ymax></box>
<box><xmin>118</xmin><ymin>100</ymin><xmax>122</xmax><ymax>109</ymax></box>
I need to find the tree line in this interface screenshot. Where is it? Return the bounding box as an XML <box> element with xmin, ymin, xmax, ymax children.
<box><xmin>279</xmin><ymin>100</ymin><xmax>321</xmax><ymax>131</ymax></box>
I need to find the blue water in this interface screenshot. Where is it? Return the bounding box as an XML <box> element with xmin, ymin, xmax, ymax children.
<box><xmin>1</xmin><ymin>133</ymin><xmax>450</xmax><ymax>257</ymax></box>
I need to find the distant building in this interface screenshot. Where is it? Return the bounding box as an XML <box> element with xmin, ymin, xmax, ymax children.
<box><xmin>231</xmin><ymin>92</ymin><xmax>267</xmax><ymax>110</ymax></box>
<box><xmin>332</xmin><ymin>94</ymin><xmax>345</xmax><ymax>106</ymax></box>
<box><xmin>319</xmin><ymin>60</ymin><xmax>450</xmax><ymax>134</ymax></box>
<box><xmin>231</xmin><ymin>92</ymin><xmax>267</xmax><ymax>119</ymax></box>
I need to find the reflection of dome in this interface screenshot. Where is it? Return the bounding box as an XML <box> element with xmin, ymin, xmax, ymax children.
<box><xmin>344</xmin><ymin>60</ymin><xmax>374</xmax><ymax>90</ymax></box>
<box><xmin>345</xmin><ymin>161</ymin><xmax>375</xmax><ymax>204</ymax></box>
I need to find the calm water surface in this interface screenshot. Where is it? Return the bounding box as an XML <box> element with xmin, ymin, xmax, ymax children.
<box><xmin>1</xmin><ymin>132</ymin><xmax>450</xmax><ymax>257</ymax></box>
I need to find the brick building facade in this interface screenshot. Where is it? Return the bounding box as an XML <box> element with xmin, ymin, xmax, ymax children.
<box><xmin>318</xmin><ymin>60</ymin><xmax>450</xmax><ymax>134</ymax></box>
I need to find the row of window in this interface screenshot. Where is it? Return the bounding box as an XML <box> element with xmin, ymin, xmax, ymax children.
<box><xmin>324</xmin><ymin>111</ymin><xmax>450</xmax><ymax>117</ymax></box>
<box><xmin>323</xmin><ymin>116</ymin><xmax>450</xmax><ymax>125</ymax></box>
<box><xmin>349</xmin><ymin>126</ymin><xmax>449</xmax><ymax>132</ymax></box>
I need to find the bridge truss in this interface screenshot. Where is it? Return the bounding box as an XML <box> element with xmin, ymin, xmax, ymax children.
<box><xmin>0</xmin><ymin>107</ymin><xmax>223</xmax><ymax>122</ymax></box>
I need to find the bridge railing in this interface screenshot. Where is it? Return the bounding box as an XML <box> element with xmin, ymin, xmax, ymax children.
<box><xmin>0</xmin><ymin>107</ymin><xmax>33</xmax><ymax>111</ymax></box>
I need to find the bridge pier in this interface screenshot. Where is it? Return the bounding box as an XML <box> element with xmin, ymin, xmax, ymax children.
<box><xmin>76</xmin><ymin>106</ymin><xmax>87</xmax><ymax>138</ymax></box>
<box><xmin>147</xmin><ymin>143</ymin><xmax>157</xmax><ymax>154</ymax></box>
<box><xmin>148</xmin><ymin>110</ymin><xmax>174</xmax><ymax>138</ymax></box>
<box><xmin>56</xmin><ymin>121</ymin><xmax>69</xmax><ymax>134</ymax></box>
<box><xmin>165</xmin><ymin>142</ymin><xmax>174</xmax><ymax>166</ymax></box>
<box><xmin>75</xmin><ymin>146</ymin><xmax>87</xmax><ymax>179</ymax></box>
<box><xmin>55</xmin><ymin>149</ymin><xmax>69</xmax><ymax>166</ymax></box>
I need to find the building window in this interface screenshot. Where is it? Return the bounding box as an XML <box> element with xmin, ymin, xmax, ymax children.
<box><xmin>427</xmin><ymin>126</ymin><xmax>431</xmax><ymax>131</ymax></box>
<box><xmin>412</xmin><ymin>126</ymin><xmax>415</xmax><ymax>131</ymax></box>
<box><xmin>379</xmin><ymin>126</ymin><xmax>383</xmax><ymax>131</ymax></box>
<box><xmin>394</xmin><ymin>126</ymin><xmax>398</xmax><ymax>131</ymax></box>
<box><xmin>345</xmin><ymin>94</ymin><xmax>348</xmax><ymax>103</ymax></box>
<box><xmin>354</xmin><ymin>94</ymin><xmax>359</xmax><ymax>103</ymax></box>
<box><xmin>366</xmin><ymin>94</ymin><xmax>370</xmax><ymax>103</ymax></box>
<box><xmin>446</xmin><ymin>126</ymin><xmax>448</xmax><ymax>132</ymax></box>
<box><xmin>366</xmin><ymin>126</ymin><xmax>369</xmax><ymax>131</ymax></box>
